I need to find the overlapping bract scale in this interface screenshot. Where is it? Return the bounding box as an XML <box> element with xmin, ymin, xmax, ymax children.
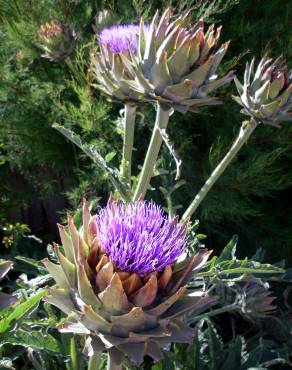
<box><xmin>233</xmin><ymin>56</ymin><xmax>292</xmax><ymax>126</ymax></box>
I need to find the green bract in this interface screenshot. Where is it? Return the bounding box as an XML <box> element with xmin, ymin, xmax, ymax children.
<box><xmin>91</xmin><ymin>8</ymin><xmax>234</xmax><ymax>112</ymax></box>
<box><xmin>233</xmin><ymin>56</ymin><xmax>292</xmax><ymax>126</ymax></box>
<box><xmin>42</xmin><ymin>200</ymin><xmax>216</xmax><ymax>366</ymax></box>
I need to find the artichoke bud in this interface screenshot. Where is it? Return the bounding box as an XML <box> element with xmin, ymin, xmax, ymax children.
<box><xmin>38</xmin><ymin>20</ymin><xmax>77</xmax><ymax>62</ymax></box>
<box><xmin>238</xmin><ymin>281</ymin><xmax>276</xmax><ymax>321</ymax></box>
<box><xmin>92</xmin><ymin>8</ymin><xmax>234</xmax><ymax>111</ymax></box>
<box><xmin>43</xmin><ymin>199</ymin><xmax>216</xmax><ymax>365</ymax></box>
<box><xmin>233</xmin><ymin>56</ymin><xmax>292</xmax><ymax>126</ymax></box>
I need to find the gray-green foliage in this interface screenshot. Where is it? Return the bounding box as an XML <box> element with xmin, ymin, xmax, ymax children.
<box><xmin>0</xmin><ymin>234</ymin><xmax>289</xmax><ymax>370</ymax></box>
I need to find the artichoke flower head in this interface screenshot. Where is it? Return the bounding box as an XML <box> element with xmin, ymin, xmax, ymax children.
<box><xmin>43</xmin><ymin>198</ymin><xmax>216</xmax><ymax>366</ymax></box>
<box><xmin>91</xmin><ymin>8</ymin><xmax>234</xmax><ymax>111</ymax></box>
<box><xmin>233</xmin><ymin>56</ymin><xmax>292</xmax><ymax>126</ymax></box>
<box><xmin>38</xmin><ymin>20</ymin><xmax>77</xmax><ymax>62</ymax></box>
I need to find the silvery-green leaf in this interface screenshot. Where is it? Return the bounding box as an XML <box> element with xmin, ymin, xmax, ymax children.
<box><xmin>57</xmin><ymin>224</ymin><xmax>74</xmax><ymax>263</ymax></box>
<box><xmin>268</xmin><ymin>78</ymin><xmax>282</xmax><ymax>100</ymax></box>
<box><xmin>208</xmin><ymin>41</ymin><xmax>230</xmax><ymax>77</ymax></box>
<box><xmin>254</xmin><ymin>80</ymin><xmax>271</xmax><ymax>104</ymax></box>
<box><xmin>234</xmin><ymin>76</ymin><xmax>244</xmax><ymax>95</ymax></box>
<box><xmin>111</xmin><ymin>307</ymin><xmax>157</xmax><ymax>336</ymax></box>
<box><xmin>138</xmin><ymin>18</ymin><xmax>147</xmax><ymax>59</ymax></box>
<box><xmin>143</xmin><ymin>11</ymin><xmax>158</xmax><ymax>71</ymax></box>
<box><xmin>185</xmin><ymin>56</ymin><xmax>214</xmax><ymax>87</ymax></box>
<box><xmin>155</xmin><ymin>8</ymin><xmax>172</xmax><ymax>48</ymax></box>
<box><xmin>46</xmin><ymin>288</ymin><xmax>77</xmax><ymax>315</ymax></box>
<box><xmin>53</xmin><ymin>124</ymin><xmax>130</xmax><ymax>201</ymax></box>
<box><xmin>54</xmin><ymin>244</ymin><xmax>76</xmax><ymax>288</ymax></box>
<box><xmin>168</xmin><ymin>38</ymin><xmax>191</xmax><ymax>78</ymax></box>
<box><xmin>150</xmin><ymin>51</ymin><xmax>173</xmax><ymax>94</ymax></box>
<box><xmin>81</xmin><ymin>304</ymin><xmax>112</xmax><ymax>333</ymax></box>
<box><xmin>156</xmin><ymin>25</ymin><xmax>180</xmax><ymax>61</ymax></box>
<box><xmin>199</xmin><ymin>70</ymin><xmax>234</xmax><ymax>95</ymax></box>
<box><xmin>163</xmin><ymin>79</ymin><xmax>193</xmax><ymax>102</ymax></box>
<box><xmin>42</xmin><ymin>258</ymin><xmax>69</xmax><ymax>290</ymax></box>
<box><xmin>260</xmin><ymin>100</ymin><xmax>281</xmax><ymax>117</ymax></box>
<box><xmin>77</xmin><ymin>264</ymin><xmax>101</xmax><ymax>310</ymax></box>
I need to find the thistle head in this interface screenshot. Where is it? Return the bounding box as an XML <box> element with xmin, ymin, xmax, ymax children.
<box><xmin>96</xmin><ymin>199</ymin><xmax>187</xmax><ymax>275</ymax></box>
<box><xmin>38</xmin><ymin>20</ymin><xmax>77</xmax><ymax>62</ymax></box>
<box><xmin>233</xmin><ymin>56</ymin><xmax>292</xmax><ymax>126</ymax></box>
<box><xmin>98</xmin><ymin>24</ymin><xmax>141</xmax><ymax>54</ymax></box>
<box><xmin>42</xmin><ymin>198</ymin><xmax>215</xmax><ymax>365</ymax></box>
<box><xmin>91</xmin><ymin>8</ymin><xmax>234</xmax><ymax>110</ymax></box>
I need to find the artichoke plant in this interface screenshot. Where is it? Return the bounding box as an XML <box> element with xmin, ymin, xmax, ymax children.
<box><xmin>38</xmin><ymin>20</ymin><xmax>77</xmax><ymax>62</ymax></box>
<box><xmin>0</xmin><ymin>259</ymin><xmax>17</xmax><ymax>311</ymax></box>
<box><xmin>43</xmin><ymin>199</ymin><xmax>216</xmax><ymax>366</ymax></box>
<box><xmin>91</xmin><ymin>8</ymin><xmax>234</xmax><ymax>112</ymax></box>
<box><xmin>233</xmin><ymin>56</ymin><xmax>292</xmax><ymax>126</ymax></box>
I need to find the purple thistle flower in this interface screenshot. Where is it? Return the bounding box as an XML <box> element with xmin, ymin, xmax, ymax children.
<box><xmin>98</xmin><ymin>24</ymin><xmax>143</xmax><ymax>54</ymax></box>
<box><xmin>96</xmin><ymin>200</ymin><xmax>187</xmax><ymax>275</ymax></box>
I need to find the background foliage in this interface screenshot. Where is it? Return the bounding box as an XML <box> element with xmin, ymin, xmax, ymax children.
<box><xmin>0</xmin><ymin>0</ymin><xmax>292</xmax><ymax>369</ymax></box>
<box><xmin>0</xmin><ymin>0</ymin><xmax>292</xmax><ymax>263</ymax></box>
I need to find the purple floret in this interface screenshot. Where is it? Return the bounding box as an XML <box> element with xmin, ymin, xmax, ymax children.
<box><xmin>96</xmin><ymin>200</ymin><xmax>187</xmax><ymax>275</ymax></box>
<box><xmin>98</xmin><ymin>24</ymin><xmax>141</xmax><ymax>54</ymax></box>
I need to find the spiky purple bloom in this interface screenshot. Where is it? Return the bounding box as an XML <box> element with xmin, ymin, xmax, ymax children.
<box><xmin>96</xmin><ymin>200</ymin><xmax>187</xmax><ymax>275</ymax></box>
<box><xmin>98</xmin><ymin>24</ymin><xmax>142</xmax><ymax>54</ymax></box>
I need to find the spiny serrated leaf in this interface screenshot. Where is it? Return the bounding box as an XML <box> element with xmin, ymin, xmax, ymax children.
<box><xmin>2</xmin><ymin>329</ymin><xmax>62</xmax><ymax>353</ymax></box>
<box><xmin>53</xmin><ymin>124</ymin><xmax>130</xmax><ymax>201</ymax></box>
<box><xmin>16</xmin><ymin>256</ymin><xmax>48</xmax><ymax>274</ymax></box>
<box><xmin>217</xmin><ymin>235</ymin><xmax>238</xmax><ymax>263</ymax></box>
<box><xmin>0</xmin><ymin>290</ymin><xmax>48</xmax><ymax>334</ymax></box>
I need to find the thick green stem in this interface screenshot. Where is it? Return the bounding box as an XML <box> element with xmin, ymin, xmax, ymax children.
<box><xmin>121</xmin><ymin>104</ymin><xmax>137</xmax><ymax>186</ymax></box>
<box><xmin>133</xmin><ymin>104</ymin><xmax>171</xmax><ymax>201</ymax></box>
<box><xmin>182</xmin><ymin>119</ymin><xmax>257</xmax><ymax>221</ymax></box>
<box><xmin>70</xmin><ymin>336</ymin><xmax>78</xmax><ymax>370</ymax></box>
<box><xmin>88</xmin><ymin>353</ymin><xmax>100</xmax><ymax>370</ymax></box>
<box><xmin>107</xmin><ymin>354</ymin><xmax>122</xmax><ymax>370</ymax></box>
